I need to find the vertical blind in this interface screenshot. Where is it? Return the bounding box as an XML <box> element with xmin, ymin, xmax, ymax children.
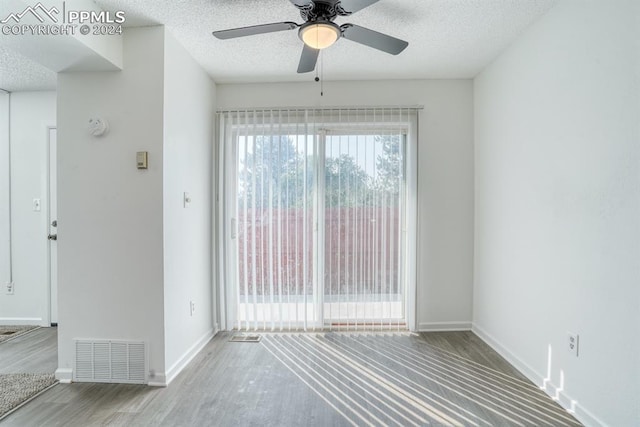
<box><xmin>218</xmin><ymin>107</ymin><xmax>419</xmax><ymax>331</ymax></box>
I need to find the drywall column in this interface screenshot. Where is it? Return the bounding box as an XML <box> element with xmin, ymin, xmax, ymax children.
<box><xmin>56</xmin><ymin>27</ymin><xmax>165</xmax><ymax>383</ymax></box>
<box><xmin>162</xmin><ymin>30</ymin><xmax>216</xmax><ymax>384</ymax></box>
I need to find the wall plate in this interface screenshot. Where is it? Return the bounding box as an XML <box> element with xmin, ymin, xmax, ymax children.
<box><xmin>136</xmin><ymin>151</ymin><xmax>148</xmax><ymax>169</ymax></box>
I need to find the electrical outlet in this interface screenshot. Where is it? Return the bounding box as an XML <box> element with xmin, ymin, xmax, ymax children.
<box><xmin>6</xmin><ymin>282</ymin><xmax>14</xmax><ymax>295</ymax></box>
<box><xmin>568</xmin><ymin>333</ymin><xmax>579</xmax><ymax>357</ymax></box>
<box><xmin>190</xmin><ymin>300</ymin><xmax>195</xmax><ymax>316</ymax></box>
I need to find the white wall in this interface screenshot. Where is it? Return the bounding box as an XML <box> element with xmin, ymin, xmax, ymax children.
<box><xmin>217</xmin><ymin>80</ymin><xmax>475</xmax><ymax>330</ymax></box>
<box><xmin>0</xmin><ymin>91</ymin><xmax>9</xmax><ymax>300</ymax></box>
<box><xmin>56</xmin><ymin>26</ymin><xmax>218</xmax><ymax>385</ymax></box>
<box><xmin>473</xmin><ymin>1</ymin><xmax>640</xmax><ymax>426</ymax></box>
<box><xmin>162</xmin><ymin>30</ymin><xmax>216</xmax><ymax>383</ymax></box>
<box><xmin>56</xmin><ymin>27</ymin><xmax>166</xmax><ymax>382</ymax></box>
<box><xmin>0</xmin><ymin>91</ymin><xmax>56</xmax><ymax>326</ymax></box>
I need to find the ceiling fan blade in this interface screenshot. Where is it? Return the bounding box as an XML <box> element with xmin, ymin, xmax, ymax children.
<box><xmin>297</xmin><ymin>45</ymin><xmax>319</xmax><ymax>73</ymax></box>
<box><xmin>213</xmin><ymin>22</ymin><xmax>298</xmax><ymax>40</ymax></box>
<box><xmin>341</xmin><ymin>24</ymin><xmax>408</xmax><ymax>55</ymax></box>
<box><xmin>338</xmin><ymin>0</ymin><xmax>381</xmax><ymax>14</ymax></box>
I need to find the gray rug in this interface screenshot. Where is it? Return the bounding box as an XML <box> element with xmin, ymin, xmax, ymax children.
<box><xmin>0</xmin><ymin>373</ymin><xmax>57</xmax><ymax>420</ymax></box>
<box><xmin>0</xmin><ymin>326</ymin><xmax>39</xmax><ymax>343</ymax></box>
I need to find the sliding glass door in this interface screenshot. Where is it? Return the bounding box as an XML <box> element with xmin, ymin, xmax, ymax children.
<box><xmin>236</xmin><ymin>133</ymin><xmax>317</xmax><ymax>330</ymax></box>
<box><xmin>322</xmin><ymin>133</ymin><xmax>405</xmax><ymax>329</ymax></box>
<box><xmin>218</xmin><ymin>109</ymin><xmax>417</xmax><ymax>331</ymax></box>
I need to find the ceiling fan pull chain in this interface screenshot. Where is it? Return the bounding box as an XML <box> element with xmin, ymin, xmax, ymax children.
<box><xmin>320</xmin><ymin>50</ymin><xmax>324</xmax><ymax>96</ymax></box>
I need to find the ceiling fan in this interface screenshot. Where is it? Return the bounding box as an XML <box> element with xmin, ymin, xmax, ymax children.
<box><xmin>212</xmin><ymin>0</ymin><xmax>409</xmax><ymax>74</ymax></box>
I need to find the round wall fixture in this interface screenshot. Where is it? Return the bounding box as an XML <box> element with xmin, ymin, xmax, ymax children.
<box><xmin>88</xmin><ymin>118</ymin><xmax>109</xmax><ymax>137</ymax></box>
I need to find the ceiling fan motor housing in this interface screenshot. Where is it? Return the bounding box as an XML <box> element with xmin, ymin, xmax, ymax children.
<box><xmin>298</xmin><ymin>1</ymin><xmax>352</xmax><ymax>22</ymax></box>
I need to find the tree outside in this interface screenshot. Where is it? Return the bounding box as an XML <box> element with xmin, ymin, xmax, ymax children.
<box><xmin>237</xmin><ymin>133</ymin><xmax>404</xmax><ymax>300</ymax></box>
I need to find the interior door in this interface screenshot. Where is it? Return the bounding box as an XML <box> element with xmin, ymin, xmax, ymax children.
<box><xmin>48</xmin><ymin>127</ymin><xmax>58</xmax><ymax>325</ymax></box>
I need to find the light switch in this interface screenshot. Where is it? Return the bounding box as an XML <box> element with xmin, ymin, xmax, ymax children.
<box><xmin>33</xmin><ymin>198</ymin><xmax>41</xmax><ymax>212</ymax></box>
<box><xmin>136</xmin><ymin>151</ymin><xmax>148</xmax><ymax>169</ymax></box>
<box><xmin>183</xmin><ymin>192</ymin><xmax>191</xmax><ymax>208</ymax></box>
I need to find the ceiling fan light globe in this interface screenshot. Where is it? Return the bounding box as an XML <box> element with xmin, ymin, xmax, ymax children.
<box><xmin>300</xmin><ymin>22</ymin><xmax>340</xmax><ymax>49</ymax></box>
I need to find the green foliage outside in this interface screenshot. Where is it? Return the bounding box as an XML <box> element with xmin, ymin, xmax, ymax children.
<box><xmin>239</xmin><ymin>134</ymin><xmax>403</xmax><ymax>208</ymax></box>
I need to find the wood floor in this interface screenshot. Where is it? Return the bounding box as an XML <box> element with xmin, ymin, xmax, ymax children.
<box><xmin>0</xmin><ymin>330</ymin><xmax>582</xmax><ymax>426</ymax></box>
<box><xmin>0</xmin><ymin>327</ymin><xmax>57</xmax><ymax>375</ymax></box>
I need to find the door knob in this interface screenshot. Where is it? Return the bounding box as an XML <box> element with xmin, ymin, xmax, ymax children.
<box><xmin>48</xmin><ymin>234</ymin><xmax>57</xmax><ymax>241</ymax></box>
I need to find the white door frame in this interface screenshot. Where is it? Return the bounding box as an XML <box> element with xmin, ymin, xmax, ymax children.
<box><xmin>406</xmin><ymin>117</ymin><xmax>418</xmax><ymax>332</ymax></box>
<box><xmin>219</xmin><ymin>117</ymin><xmax>238</xmax><ymax>331</ymax></box>
<box><xmin>47</xmin><ymin>126</ymin><xmax>58</xmax><ymax>326</ymax></box>
<box><xmin>217</xmin><ymin>115</ymin><xmax>419</xmax><ymax>332</ymax></box>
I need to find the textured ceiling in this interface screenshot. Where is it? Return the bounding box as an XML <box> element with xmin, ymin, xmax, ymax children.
<box><xmin>0</xmin><ymin>0</ymin><xmax>559</xmax><ymax>91</ymax></box>
<box><xmin>0</xmin><ymin>46</ymin><xmax>57</xmax><ymax>92</ymax></box>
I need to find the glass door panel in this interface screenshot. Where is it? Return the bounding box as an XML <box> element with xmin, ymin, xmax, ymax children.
<box><xmin>236</xmin><ymin>134</ymin><xmax>317</xmax><ymax>330</ymax></box>
<box><xmin>323</xmin><ymin>133</ymin><xmax>406</xmax><ymax>328</ymax></box>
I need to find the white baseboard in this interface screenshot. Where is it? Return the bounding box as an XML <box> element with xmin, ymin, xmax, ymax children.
<box><xmin>472</xmin><ymin>323</ymin><xmax>541</xmax><ymax>382</ymax></box>
<box><xmin>55</xmin><ymin>330</ymin><xmax>219</xmax><ymax>388</ymax></box>
<box><xmin>472</xmin><ymin>323</ymin><xmax>606</xmax><ymax>427</ymax></box>
<box><xmin>0</xmin><ymin>317</ymin><xmax>44</xmax><ymax>326</ymax></box>
<box><xmin>148</xmin><ymin>373</ymin><xmax>168</xmax><ymax>387</ymax></box>
<box><xmin>55</xmin><ymin>368</ymin><xmax>73</xmax><ymax>383</ymax></box>
<box><xmin>418</xmin><ymin>321</ymin><xmax>472</xmax><ymax>332</ymax></box>
<box><xmin>164</xmin><ymin>328</ymin><xmax>216</xmax><ymax>386</ymax></box>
